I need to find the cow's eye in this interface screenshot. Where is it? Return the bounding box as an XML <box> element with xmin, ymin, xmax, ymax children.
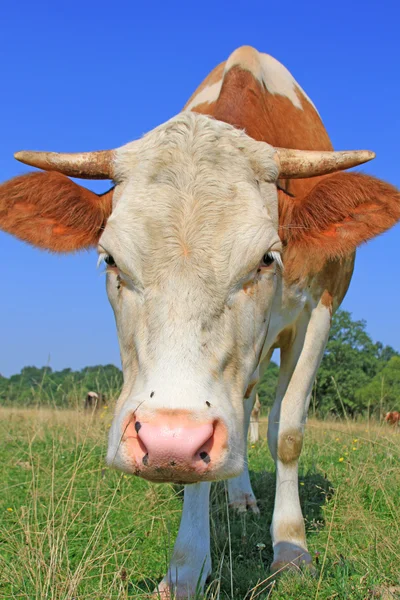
<box><xmin>262</xmin><ymin>252</ymin><xmax>275</xmax><ymax>267</ymax></box>
<box><xmin>104</xmin><ymin>254</ymin><xmax>117</xmax><ymax>268</ymax></box>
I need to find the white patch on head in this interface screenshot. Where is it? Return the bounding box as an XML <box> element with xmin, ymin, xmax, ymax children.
<box><xmin>225</xmin><ymin>46</ymin><xmax>320</xmax><ymax>116</ymax></box>
<box><xmin>185</xmin><ymin>80</ymin><xmax>223</xmax><ymax>110</ymax></box>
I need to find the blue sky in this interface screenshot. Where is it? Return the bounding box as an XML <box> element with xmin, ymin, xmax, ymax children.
<box><xmin>1</xmin><ymin>0</ymin><xmax>399</xmax><ymax>377</ymax></box>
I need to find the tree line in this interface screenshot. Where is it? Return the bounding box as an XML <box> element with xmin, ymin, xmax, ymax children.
<box><xmin>1</xmin><ymin>310</ymin><xmax>399</xmax><ymax>417</ymax></box>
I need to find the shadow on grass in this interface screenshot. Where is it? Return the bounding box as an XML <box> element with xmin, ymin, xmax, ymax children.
<box><xmin>209</xmin><ymin>469</ymin><xmax>334</xmax><ymax>598</ymax></box>
<box><xmin>131</xmin><ymin>470</ymin><xmax>333</xmax><ymax>598</ymax></box>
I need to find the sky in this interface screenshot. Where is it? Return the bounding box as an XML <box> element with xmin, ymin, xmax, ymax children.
<box><xmin>0</xmin><ymin>0</ymin><xmax>399</xmax><ymax>377</ymax></box>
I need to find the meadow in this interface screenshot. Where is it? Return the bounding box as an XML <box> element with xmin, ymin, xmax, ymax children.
<box><xmin>0</xmin><ymin>407</ymin><xmax>399</xmax><ymax>600</ymax></box>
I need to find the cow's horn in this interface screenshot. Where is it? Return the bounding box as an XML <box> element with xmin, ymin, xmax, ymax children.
<box><xmin>274</xmin><ymin>148</ymin><xmax>375</xmax><ymax>179</ymax></box>
<box><xmin>14</xmin><ymin>150</ymin><xmax>115</xmax><ymax>179</ymax></box>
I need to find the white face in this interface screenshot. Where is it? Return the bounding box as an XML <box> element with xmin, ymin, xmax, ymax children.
<box><xmin>101</xmin><ymin>113</ymin><xmax>282</xmax><ymax>483</ymax></box>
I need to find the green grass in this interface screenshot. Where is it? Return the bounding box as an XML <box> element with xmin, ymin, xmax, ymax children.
<box><xmin>0</xmin><ymin>407</ymin><xmax>399</xmax><ymax>599</ymax></box>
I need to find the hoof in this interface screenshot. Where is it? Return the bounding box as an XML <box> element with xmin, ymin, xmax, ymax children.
<box><xmin>155</xmin><ymin>569</ymin><xmax>210</xmax><ymax>599</ymax></box>
<box><xmin>270</xmin><ymin>545</ymin><xmax>315</xmax><ymax>576</ymax></box>
<box><xmin>155</xmin><ymin>581</ymin><xmax>189</xmax><ymax>599</ymax></box>
<box><xmin>229</xmin><ymin>493</ymin><xmax>260</xmax><ymax>515</ymax></box>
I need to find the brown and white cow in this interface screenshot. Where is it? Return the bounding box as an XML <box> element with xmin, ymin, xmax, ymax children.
<box><xmin>1</xmin><ymin>46</ymin><xmax>399</xmax><ymax>597</ymax></box>
<box><xmin>84</xmin><ymin>391</ymin><xmax>106</xmax><ymax>412</ymax></box>
<box><xmin>385</xmin><ymin>411</ymin><xmax>400</xmax><ymax>426</ymax></box>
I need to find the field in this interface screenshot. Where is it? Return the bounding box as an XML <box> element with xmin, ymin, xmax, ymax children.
<box><xmin>0</xmin><ymin>407</ymin><xmax>399</xmax><ymax>600</ymax></box>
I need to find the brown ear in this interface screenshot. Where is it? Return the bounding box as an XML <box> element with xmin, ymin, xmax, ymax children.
<box><xmin>0</xmin><ymin>171</ymin><xmax>113</xmax><ymax>252</ymax></box>
<box><xmin>281</xmin><ymin>172</ymin><xmax>400</xmax><ymax>281</ymax></box>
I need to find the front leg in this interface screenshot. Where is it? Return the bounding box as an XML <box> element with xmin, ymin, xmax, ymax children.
<box><xmin>227</xmin><ymin>391</ymin><xmax>260</xmax><ymax>514</ymax></box>
<box><xmin>267</xmin><ymin>301</ymin><xmax>331</xmax><ymax>572</ymax></box>
<box><xmin>157</xmin><ymin>482</ymin><xmax>211</xmax><ymax>599</ymax></box>
<box><xmin>228</xmin><ymin>353</ymin><xmax>272</xmax><ymax>514</ymax></box>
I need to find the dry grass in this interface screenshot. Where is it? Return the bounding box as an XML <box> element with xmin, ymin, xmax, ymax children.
<box><xmin>0</xmin><ymin>407</ymin><xmax>399</xmax><ymax>599</ymax></box>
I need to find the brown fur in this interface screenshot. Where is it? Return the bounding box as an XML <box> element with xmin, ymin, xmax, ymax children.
<box><xmin>385</xmin><ymin>411</ymin><xmax>400</xmax><ymax>425</ymax></box>
<box><xmin>274</xmin><ymin>519</ymin><xmax>306</xmax><ymax>542</ymax></box>
<box><xmin>0</xmin><ymin>171</ymin><xmax>113</xmax><ymax>252</ymax></box>
<box><xmin>187</xmin><ymin>58</ymin><xmax>400</xmax><ymax>285</ymax></box>
<box><xmin>281</xmin><ymin>172</ymin><xmax>400</xmax><ymax>281</ymax></box>
<box><xmin>277</xmin><ymin>428</ymin><xmax>303</xmax><ymax>464</ymax></box>
<box><xmin>1</xmin><ymin>49</ymin><xmax>399</xmax><ymax>275</ymax></box>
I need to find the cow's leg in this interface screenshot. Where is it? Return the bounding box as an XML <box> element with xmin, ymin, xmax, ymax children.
<box><xmin>267</xmin><ymin>302</ymin><xmax>331</xmax><ymax>572</ymax></box>
<box><xmin>227</xmin><ymin>388</ymin><xmax>260</xmax><ymax>514</ymax></box>
<box><xmin>157</xmin><ymin>482</ymin><xmax>211</xmax><ymax>599</ymax></box>
<box><xmin>248</xmin><ymin>394</ymin><xmax>261</xmax><ymax>444</ymax></box>
<box><xmin>227</xmin><ymin>353</ymin><xmax>271</xmax><ymax>514</ymax></box>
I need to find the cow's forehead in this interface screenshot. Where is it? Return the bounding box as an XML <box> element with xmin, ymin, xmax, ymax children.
<box><xmin>114</xmin><ymin>112</ymin><xmax>278</xmax><ymax>184</ymax></box>
<box><xmin>100</xmin><ymin>113</ymin><xmax>280</xmax><ymax>282</ymax></box>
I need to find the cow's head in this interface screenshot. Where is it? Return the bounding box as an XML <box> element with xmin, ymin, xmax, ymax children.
<box><xmin>1</xmin><ymin>112</ymin><xmax>397</xmax><ymax>483</ymax></box>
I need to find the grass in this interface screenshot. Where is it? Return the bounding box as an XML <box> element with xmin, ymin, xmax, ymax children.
<box><xmin>0</xmin><ymin>407</ymin><xmax>399</xmax><ymax>599</ymax></box>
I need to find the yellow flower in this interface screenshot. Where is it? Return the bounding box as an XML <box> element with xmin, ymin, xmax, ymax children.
<box><xmin>352</xmin><ymin>447</ymin><xmax>357</xmax><ymax>451</ymax></box>
<box><xmin>123</xmin><ymin>475</ymin><xmax>128</xmax><ymax>479</ymax></box>
<box><xmin>251</xmin><ymin>445</ymin><xmax>255</xmax><ymax>448</ymax></box>
<box><xmin>6</xmin><ymin>508</ymin><xmax>13</xmax><ymax>512</ymax></box>
<box><xmin>344</xmin><ymin>452</ymin><xmax>348</xmax><ymax>456</ymax></box>
<box><xmin>353</xmin><ymin>439</ymin><xmax>358</xmax><ymax>443</ymax></box>
<box><xmin>338</xmin><ymin>457</ymin><xmax>344</xmax><ymax>462</ymax></box>
<box><xmin>300</xmin><ymin>482</ymin><xmax>305</xmax><ymax>486</ymax></box>
<box><xmin>335</xmin><ymin>438</ymin><xmax>340</xmax><ymax>442</ymax></box>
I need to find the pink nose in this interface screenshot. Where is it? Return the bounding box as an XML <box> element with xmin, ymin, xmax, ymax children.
<box><xmin>122</xmin><ymin>410</ymin><xmax>227</xmax><ymax>482</ymax></box>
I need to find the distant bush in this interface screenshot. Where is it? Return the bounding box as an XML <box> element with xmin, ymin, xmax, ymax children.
<box><xmin>256</xmin><ymin>310</ymin><xmax>399</xmax><ymax>418</ymax></box>
<box><xmin>1</xmin><ymin>310</ymin><xmax>398</xmax><ymax>416</ymax></box>
<box><xmin>0</xmin><ymin>364</ymin><xmax>123</xmax><ymax>408</ymax></box>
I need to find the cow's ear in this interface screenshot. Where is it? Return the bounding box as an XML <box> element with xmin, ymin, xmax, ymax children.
<box><xmin>0</xmin><ymin>171</ymin><xmax>113</xmax><ymax>252</ymax></box>
<box><xmin>282</xmin><ymin>172</ymin><xmax>400</xmax><ymax>281</ymax></box>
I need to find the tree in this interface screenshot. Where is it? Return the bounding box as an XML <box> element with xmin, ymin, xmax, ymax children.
<box><xmin>0</xmin><ymin>364</ymin><xmax>123</xmax><ymax>407</ymax></box>
<box><xmin>314</xmin><ymin>310</ymin><xmax>397</xmax><ymax>416</ymax></box>
<box><xmin>356</xmin><ymin>356</ymin><xmax>400</xmax><ymax>415</ymax></box>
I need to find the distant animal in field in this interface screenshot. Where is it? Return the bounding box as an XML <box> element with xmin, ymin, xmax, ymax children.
<box><xmin>84</xmin><ymin>391</ymin><xmax>106</xmax><ymax>412</ymax></box>
<box><xmin>248</xmin><ymin>394</ymin><xmax>261</xmax><ymax>443</ymax></box>
<box><xmin>2</xmin><ymin>44</ymin><xmax>400</xmax><ymax>597</ymax></box>
<box><xmin>385</xmin><ymin>411</ymin><xmax>400</xmax><ymax>426</ymax></box>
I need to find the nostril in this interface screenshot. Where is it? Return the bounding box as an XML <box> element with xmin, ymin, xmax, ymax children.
<box><xmin>199</xmin><ymin>451</ymin><xmax>210</xmax><ymax>464</ymax></box>
<box><xmin>142</xmin><ymin>453</ymin><xmax>149</xmax><ymax>466</ymax></box>
<box><xmin>134</xmin><ymin>421</ymin><xmax>142</xmax><ymax>433</ymax></box>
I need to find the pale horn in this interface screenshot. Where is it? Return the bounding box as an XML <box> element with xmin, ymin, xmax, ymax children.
<box><xmin>14</xmin><ymin>149</ymin><xmax>115</xmax><ymax>179</ymax></box>
<box><xmin>274</xmin><ymin>148</ymin><xmax>375</xmax><ymax>179</ymax></box>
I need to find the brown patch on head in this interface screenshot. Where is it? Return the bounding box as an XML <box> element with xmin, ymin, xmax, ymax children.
<box><xmin>243</xmin><ymin>280</ymin><xmax>256</xmax><ymax>296</ymax></box>
<box><xmin>277</xmin><ymin>428</ymin><xmax>303</xmax><ymax>464</ymax></box>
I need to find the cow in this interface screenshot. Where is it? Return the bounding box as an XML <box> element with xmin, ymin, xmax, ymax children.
<box><xmin>1</xmin><ymin>45</ymin><xmax>399</xmax><ymax>598</ymax></box>
<box><xmin>84</xmin><ymin>391</ymin><xmax>106</xmax><ymax>412</ymax></box>
<box><xmin>385</xmin><ymin>411</ymin><xmax>400</xmax><ymax>426</ymax></box>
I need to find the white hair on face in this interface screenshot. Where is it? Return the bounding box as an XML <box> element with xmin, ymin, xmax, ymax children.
<box><xmin>114</xmin><ymin>112</ymin><xmax>279</xmax><ymax>184</ymax></box>
<box><xmin>97</xmin><ymin>252</ymin><xmax>107</xmax><ymax>269</ymax></box>
<box><xmin>269</xmin><ymin>250</ymin><xmax>284</xmax><ymax>271</ymax></box>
